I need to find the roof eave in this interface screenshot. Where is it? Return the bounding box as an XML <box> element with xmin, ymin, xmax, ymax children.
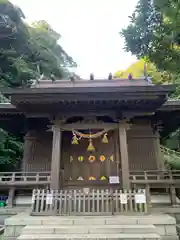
<box><xmin>0</xmin><ymin>85</ymin><xmax>176</xmax><ymax>96</ymax></box>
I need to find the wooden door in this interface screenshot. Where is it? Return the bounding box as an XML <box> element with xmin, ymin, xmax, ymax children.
<box><xmin>64</xmin><ymin>130</ymin><xmax>118</xmax><ymax>185</ymax></box>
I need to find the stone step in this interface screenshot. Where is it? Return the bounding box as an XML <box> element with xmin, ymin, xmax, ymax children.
<box><xmin>18</xmin><ymin>233</ymin><xmax>161</xmax><ymax>240</ymax></box>
<box><xmin>26</xmin><ymin>215</ymin><xmax>175</xmax><ymax>226</ymax></box>
<box><xmin>22</xmin><ymin>224</ymin><xmax>157</xmax><ymax>234</ymax></box>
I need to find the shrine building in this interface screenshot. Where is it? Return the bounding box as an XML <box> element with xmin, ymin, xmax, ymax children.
<box><xmin>0</xmin><ymin>77</ymin><xmax>177</xmax><ymax>197</ymax></box>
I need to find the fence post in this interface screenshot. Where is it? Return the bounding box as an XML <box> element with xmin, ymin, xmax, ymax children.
<box><xmin>170</xmin><ymin>185</ymin><xmax>176</xmax><ymax>206</ymax></box>
<box><xmin>145</xmin><ymin>184</ymin><xmax>151</xmax><ymax>208</ymax></box>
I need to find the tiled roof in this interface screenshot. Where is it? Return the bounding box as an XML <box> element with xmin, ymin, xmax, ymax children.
<box><xmin>31</xmin><ymin>78</ymin><xmax>152</xmax><ymax>89</ymax></box>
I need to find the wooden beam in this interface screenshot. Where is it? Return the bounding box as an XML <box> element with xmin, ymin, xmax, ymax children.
<box><xmin>60</xmin><ymin>122</ymin><xmax>118</xmax><ymax>130</ymax></box>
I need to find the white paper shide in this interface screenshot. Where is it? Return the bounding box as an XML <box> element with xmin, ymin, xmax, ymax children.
<box><xmin>46</xmin><ymin>193</ymin><xmax>53</xmax><ymax>204</ymax></box>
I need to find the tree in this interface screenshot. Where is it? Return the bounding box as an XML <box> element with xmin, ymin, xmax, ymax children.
<box><xmin>114</xmin><ymin>59</ymin><xmax>172</xmax><ymax>84</ymax></box>
<box><xmin>0</xmin><ymin>0</ymin><xmax>77</xmax><ymax>170</ymax></box>
<box><xmin>0</xmin><ymin>1</ymin><xmax>77</xmax><ymax>87</ymax></box>
<box><xmin>121</xmin><ymin>0</ymin><xmax>180</xmax><ymax>76</ymax></box>
<box><xmin>0</xmin><ymin>129</ymin><xmax>23</xmax><ymax>171</ymax></box>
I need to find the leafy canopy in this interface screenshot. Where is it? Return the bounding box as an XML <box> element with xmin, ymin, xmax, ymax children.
<box><xmin>121</xmin><ymin>0</ymin><xmax>180</xmax><ymax>75</ymax></box>
<box><xmin>0</xmin><ymin>0</ymin><xmax>77</xmax><ymax>169</ymax></box>
<box><xmin>0</xmin><ymin>0</ymin><xmax>77</xmax><ymax>87</ymax></box>
<box><xmin>114</xmin><ymin>59</ymin><xmax>172</xmax><ymax>84</ymax></box>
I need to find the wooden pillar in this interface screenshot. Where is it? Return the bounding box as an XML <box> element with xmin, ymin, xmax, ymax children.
<box><xmin>7</xmin><ymin>187</ymin><xmax>15</xmax><ymax>207</ymax></box>
<box><xmin>115</xmin><ymin>130</ymin><xmax>120</xmax><ymax>174</ymax></box>
<box><xmin>50</xmin><ymin>125</ymin><xmax>62</xmax><ymax>190</ymax></box>
<box><xmin>154</xmin><ymin>132</ymin><xmax>164</xmax><ymax>170</ymax></box>
<box><xmin>22</xmin><ymin>131</ymin><xmax>36</xmax><ymax>172</ymax></box>
<box><xmin>118</xmin><ymin>123</ymin><xmax>130</xmax><ymax>190</ymax></box>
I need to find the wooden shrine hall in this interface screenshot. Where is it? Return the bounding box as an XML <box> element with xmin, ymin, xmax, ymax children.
<box><xmin>0</xmin><ymin>77</ymin><xmax>177</xmax><ymax>196</ymax></box>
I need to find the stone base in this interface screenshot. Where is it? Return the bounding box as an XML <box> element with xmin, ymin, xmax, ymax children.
<box><xmin>3</xmin><ymin>212</ymin><xmax>178</xmax><ymax>240</ymax></box>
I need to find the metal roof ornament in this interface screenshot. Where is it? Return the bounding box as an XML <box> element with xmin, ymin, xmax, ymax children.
<box><xmin>108</xmin><ymin>73</ymin><xmax>112</xmax><ymax>80</ymax></box>
<box><xmin>90</xmin><ymin>73</ymin><xmax>94</xmax><ymax>80</ymax></box>
<box><xmin>50</xmin><ymin>74</ymin><xmax>56</xmax><ymax>82</ymax></box>
<box><xmin>128</xmin><ymin>73</ymin><xmax>133</xmax><ymax>80</ymax></box>
<box><xmin>69</xmin><ymin>75</ymin><xmax>75</xmax><ymax>82</ymax></box>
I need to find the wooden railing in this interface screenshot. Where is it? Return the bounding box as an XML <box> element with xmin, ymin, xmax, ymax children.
<box><xmin>31</xmin><ymin>188</ymin><xmax>148</xmax><ymax>216</ymax></box>
<box><xmin>0</xmin><ymin>172</ymin><xmax>51</xmax><ymax>186</ymax></box>
<box><xmin>129</xmin><ymin>170</ymin><xmax>180</xmax><ymax>184</ymax></box>
<box><xmin>0</xmin><ymin>170</ymin><xmax>179</xmax><ymax>187</ymax></box>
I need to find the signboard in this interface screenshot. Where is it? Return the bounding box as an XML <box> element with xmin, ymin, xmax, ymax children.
<box><xmin>46</xmin><ymin>193</ymin><xmax>53</xmax><ymax>204</ymax></box>
<box><xmin>109</xmin><ymin>176</ymin><xmax>120</xmax><ymax>184</ymax></box>
<box><xmin>120</xmin><ymin>193</ymin><xmax>127</xmax><ymax>204</ymax></box>
<box><xmin>83</xmin><ymin>188</ymin><xmax>90</xmax><ymax>194</ymax></box>
<box><xmin>135</xmin><ymin>193</ymin><xmax>146</xmax><ymax>204</ymax></box>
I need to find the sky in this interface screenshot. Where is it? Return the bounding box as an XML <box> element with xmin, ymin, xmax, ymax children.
<box><xmin>11</xmin><ymin>0</ymin><xmax>138</xmax><ymax>78</ymax></box>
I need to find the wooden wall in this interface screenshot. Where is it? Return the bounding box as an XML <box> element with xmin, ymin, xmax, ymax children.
<box><xmin>24</xmin><ymin>131</ymin><xmax>52</xmax><ymax>171</ymax></box>
<box><xmin>23</xmin><ymin>123</ymin><xmax>159</xmax><ymax>172</ymax></box>
<box><xmin>127</xmin><ymin>124</ymin><xmax>158</xmax><ymax>170</ymax></box>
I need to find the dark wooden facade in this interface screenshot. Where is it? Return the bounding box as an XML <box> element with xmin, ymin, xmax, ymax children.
<box><xmin>0</xmin><ymin>78</ymin><xmax>177</xmax><ymax>196</ymax></box>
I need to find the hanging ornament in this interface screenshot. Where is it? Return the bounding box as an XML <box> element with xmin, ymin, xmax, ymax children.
<box><xmin>72</xmin><ymin>132</ymin><xmax>79</xmax><ymax>144</ymax></box>
<box><xmin>78</xmin><ymin>156</ymin><xmax>84</xmax><ymax>162</ymax></box>
<box><xmin>110</xmin><ymin>155</ymin><xmax>114</xmax><ymax>162</ymax></box>
<box><xmin>102</xmin><ymin>133</ymin><xmax>108</xmax><ymax>143</ymax></box>
<box><xmin>89</xmin><ymin>176</ymin><xmax>96</xmax><ymax>180</ymax></box>
<box><xmin>87</xmin><ymin>138</ymin><xmax>95</xmax><ymax>152</ymax></box>
<box><xmin>100</xmin><ymin>155</ymin><xmax>106</xmax><ymax>162</ymax></box>
<box><xmin>77</xmin><ymin>176</ymin><xmax>84</xmax><ymax>180</ymax></box>
<box><xmin>100</xmin><ymin>176</ymin><xmax>107</xmax><ymax>180</ymax></box>
<box><xmin>88</xmin><ymin>155</ymin><xmax>96</xmax><ymax>163</ymax></box>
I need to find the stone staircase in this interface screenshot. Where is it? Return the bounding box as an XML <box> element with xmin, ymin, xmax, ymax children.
<box><xmin>17</xmin><ymin>216</ymin><xmax>161</xmax><ymax>240</ymax></box>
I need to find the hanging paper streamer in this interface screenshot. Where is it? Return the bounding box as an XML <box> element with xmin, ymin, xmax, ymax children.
<box><xmin>71</xmin><ymin>133</ymin><xmax>79</xmax><ymax>144</ymax></box>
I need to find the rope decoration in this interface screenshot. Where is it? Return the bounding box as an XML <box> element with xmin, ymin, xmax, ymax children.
<box><xmin>71</xmin><ymin>129</ymin><xmax>109</xmax><ymax>151</ymax></box>
<box><xmin>73</xmin><ymin>129</ymin><xmax>107</xmax><ymax>139</ymax></box>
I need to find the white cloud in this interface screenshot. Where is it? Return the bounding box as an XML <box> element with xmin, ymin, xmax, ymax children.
<box><xmin>11</xmin><ymin>0</ymin><xmax>138</xmax><ymax>78</ymax></box>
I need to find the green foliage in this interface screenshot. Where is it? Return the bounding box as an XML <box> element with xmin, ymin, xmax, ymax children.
<box><xmin>114</xmin><ymin>59</ymin><xmax>172</xmax><ymax>84</ymax></box>
<box><xmin>0</xmin><ymin>128</ymin><xmax>23</xmax><ymax>171</ymax></box>
<box><xmin>0</xmin><ymin>1</ymin><xmax>77</xmax><ymax>170</ymax></box>
<box><xmin>120</xmin><ymin>0</ymin><xmax>180</xmax><ymax>166</ymax></box>
<box><xmin>121</xmin><ymin>0</ymin><xmax>180</xmax><ymax>76</ymax></box>
<box><xmin>164</xmin><ymin>155</ymin><xmax>180</xmax><ymax>170</ymax></box>
<box><xmin>161</xmin><ymin>146</ymin><xmax>180</xmax><ymax>170</ymax></box>
<box><xmin>0</xmin><ymin>1</ymin><xmax>77</xmax><ymax>87</ymax></box>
